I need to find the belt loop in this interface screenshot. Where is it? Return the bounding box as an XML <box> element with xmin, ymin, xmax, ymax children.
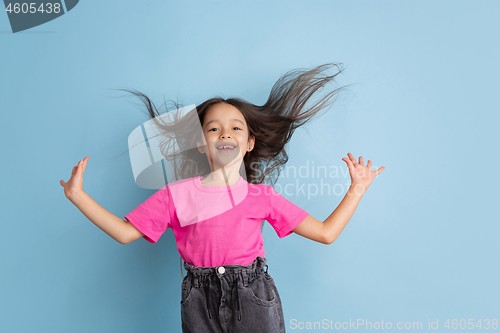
<box><xmin>258</xmin><ymin>257</ymin><xmax>265</xmax><ymax>268</ymax></box>
<box><xmin>242</xmin><ymin>271</ymin><xmax>248</xmax><ymax>287</ymax></box>
<box><xmin>194</xmin><ymin>275</ymin><xmax>199</xmax><ymax>288</ymax></box>
<box><xmin>264</xmin><ymin>264</ymin><xmax>268</xmax><ymax>273</ymax></box>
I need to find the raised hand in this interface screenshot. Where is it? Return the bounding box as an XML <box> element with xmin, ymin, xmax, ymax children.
<box><xmin>60</xmin><ymin>156</ymin><xmax>89</xmax><ymax>199</ymax></box>
<box><xmin>341</xmin><ymin>153</ymin><xmax>385</xmax><ymax>193</ymax></box>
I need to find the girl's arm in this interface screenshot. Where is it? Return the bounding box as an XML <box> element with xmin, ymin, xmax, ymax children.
<box><xmin>292</xmin><ymin>153</ymin><xmax>385</xmax><ymax>244</ymax></box>
<box><xmin>292</xmin><ymin>184</ymin><xmax>365</xmax><ymax>244</ymax></box>
<box><xmin>68</xmin><ymin>190</ymin><xmax>144</xmax><ymax>244</ymax></box>
<box><xmin>61</xmin><ymin>156</ymin><xmax>144</xmax><ymax>244</ymax></box>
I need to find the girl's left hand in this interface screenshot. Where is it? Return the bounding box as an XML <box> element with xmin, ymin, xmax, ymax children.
<box><xmin>342</xmin><ymin>153</ymin><xmax>385</xmax><ymax>193</ymax></box>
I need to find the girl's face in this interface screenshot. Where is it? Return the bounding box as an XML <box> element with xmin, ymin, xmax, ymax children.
<box><xmin>198</xmin><ymin>103</ymin><xmax>255</xmax><ymax>170</ymax></box>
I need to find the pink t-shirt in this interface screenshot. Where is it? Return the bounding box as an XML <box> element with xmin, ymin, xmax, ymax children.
<box><xmin>124</xmin><ymin>175</ymin><xmax>310</xmax><ymax>267</ymax></box>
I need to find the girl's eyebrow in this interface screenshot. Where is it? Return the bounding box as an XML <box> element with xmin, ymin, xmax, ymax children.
<box><xmin>204</xmin><ymin>118</ymin><xmax>245</xmax><ymax>128</ymax></box>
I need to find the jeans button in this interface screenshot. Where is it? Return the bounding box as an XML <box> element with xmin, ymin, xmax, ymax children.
<box><xmin>218</xmin><ymin>266</ymin><xmax>225</xmax><ymax>274</ymax></box>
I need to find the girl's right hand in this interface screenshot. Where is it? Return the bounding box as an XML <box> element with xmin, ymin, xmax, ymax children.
<box><xmin>60</xmin><ymin>156</ymin><xmax>89</xmax><ymax>199</ymax></box>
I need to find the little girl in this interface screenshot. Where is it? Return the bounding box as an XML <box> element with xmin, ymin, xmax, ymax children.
<box><xmin>60</xmin><ymin>63</ymin><xmax>385</xmax><ymax>333</ymax></box>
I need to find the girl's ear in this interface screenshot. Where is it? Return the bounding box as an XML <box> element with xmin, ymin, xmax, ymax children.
<box><xmin>196</xmin><ymin>141</ymin><xmax>205</xmax><ymax>153</ymax></box>
<box><xmin>248</xmin><ymin>135</ymin><xmax>255</xmax><ymax>151</ymax></box>
<box><xmin>197</xmin><ymin>134</ymin><xmax>208</xmax><ymax>153</ymax></box>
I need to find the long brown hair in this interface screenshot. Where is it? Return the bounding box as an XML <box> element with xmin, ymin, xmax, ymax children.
<box><xmin>121</xmin><ymin>63</ymin><xmax>349</xmax><ymax>185</ymax></box>
<box><xmin>118</xmin><ymin>63</ymin><xmax>351</xmax><ymax>275</ymax></box>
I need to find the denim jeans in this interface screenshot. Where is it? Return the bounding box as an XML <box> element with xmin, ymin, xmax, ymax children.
<box><xmin>181</xmin><ymin>256</ymin><xmax>286</xmax><ymax>333</ymax></box>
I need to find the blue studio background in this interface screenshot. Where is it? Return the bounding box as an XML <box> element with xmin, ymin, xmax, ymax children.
<box><xmin>1</xmin><ymin>0</ymin><xmax>499</xmax><ymax>332</ymax></box>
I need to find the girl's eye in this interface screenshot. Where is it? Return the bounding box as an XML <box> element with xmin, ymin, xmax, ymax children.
<box><xmin>208</xmin><ymin>127</ymin><xmax>242</xmax><ymax>132</ymax></box>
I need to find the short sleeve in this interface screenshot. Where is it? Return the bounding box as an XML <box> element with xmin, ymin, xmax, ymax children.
<box><xmin>264</xmin><ymin>185</ymin><xmax>310</xmax><ymax>238</ymax></box>
<box><xmin>124</xmin><ymin>185</ymin><xmax>172</xmax><ymax>243</ymax></box>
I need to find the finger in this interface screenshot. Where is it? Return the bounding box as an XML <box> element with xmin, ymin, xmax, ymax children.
<box><xmin>342</xmin><ymin>157</ymin><xmax>354</xmax><ymax>170</ymax></box>
<box><xmin>72</xmin><ymin>166</ymin><xmax>77</xmax><ymax>175</ymax></box>
<box><xmin>359</xmin><ymin>156</ymin><xmax>364</xmax><ymax>165</ymax></box>
<box><xmin>83</xmin><ymin>156</ymin><xmax>88</xmax><ymax>170</ymax></box>
<box><xmin>60</xmin><ymin>179</ymin><xmax>66</xmax><ymax>187</ymax></box>
<box><xmin>374</xmin><ymin>166</ymin><xmax>385</xmax><ymax>175</ymax></box>
<box><xmin>347</xmin><ymin>153</ymin><xmax>357</xmax><ymax>165</ymax></box>
<box><xmin>367</xmin><ymin>160</ymin><xmax>372</xmax><ymax>170</ymax></box>
<box><xmin>76</xmin><ymin>161</ymin><xmax>83</xmax><ymax>174</ymax></box>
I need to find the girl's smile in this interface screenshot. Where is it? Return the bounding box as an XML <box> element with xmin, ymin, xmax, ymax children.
<box><xmin>216</xmin><ymin>142</ymin><xmax>238</xmax><ymax>151</ymax></box>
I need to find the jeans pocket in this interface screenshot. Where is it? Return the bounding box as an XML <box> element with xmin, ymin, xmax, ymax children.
<box><xmin>247</xmin><ymin>274</ymin><xmax>277</xmax><ymax>307</ymax></box>
<box><xmin>180</xmin><ymin>276</ymin><xmax>195</xmax><ymax>308</ymax></box>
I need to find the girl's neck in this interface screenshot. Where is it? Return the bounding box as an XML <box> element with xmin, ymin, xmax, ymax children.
<box><xmin>201</xmin><ymin>168</ymin><xmax>242</xmax><ymax>186</ymax></box>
